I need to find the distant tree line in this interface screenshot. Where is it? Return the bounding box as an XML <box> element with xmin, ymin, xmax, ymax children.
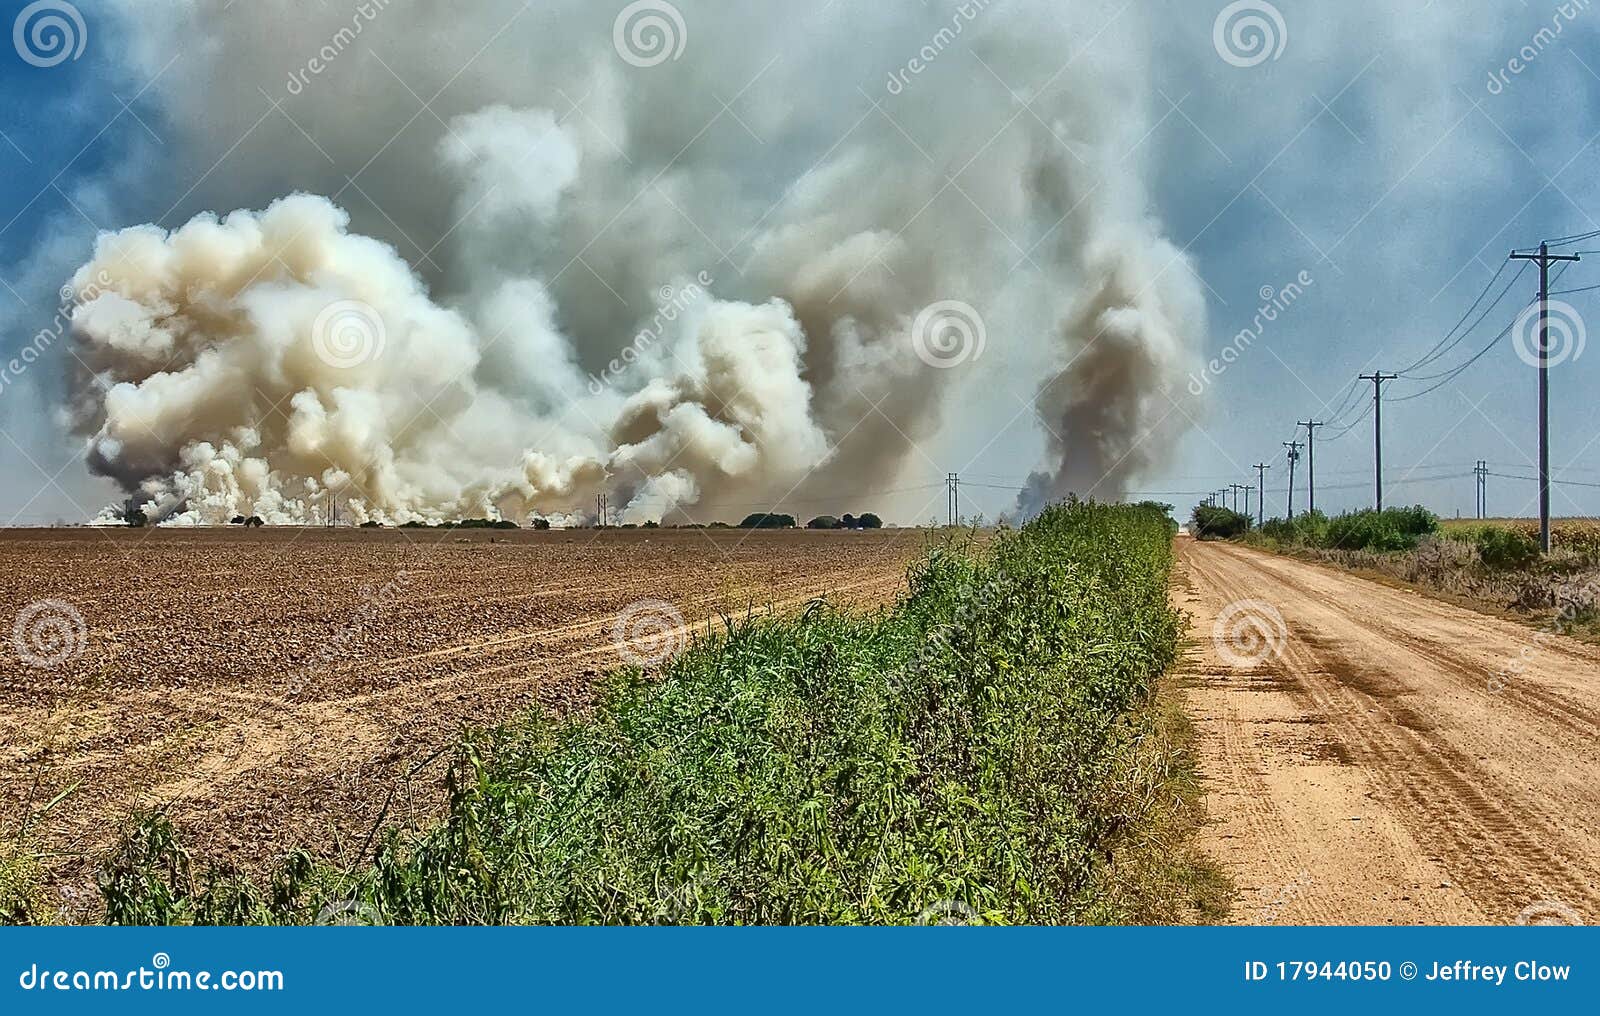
<box><xmin>222</xmin><ymin>510</ymin><xmax>891</xmax><ymax>531</ymax></box>
<box><xmin>805</xmin><ymin>513</ymin><xmax>884</xmax><ymax>530</ymax></box>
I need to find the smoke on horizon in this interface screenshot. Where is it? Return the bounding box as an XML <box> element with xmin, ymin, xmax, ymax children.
<box><xmin>64</xmin><ymin>0</ymin><xmax>1207</xmax><ymax>525</ymax></box>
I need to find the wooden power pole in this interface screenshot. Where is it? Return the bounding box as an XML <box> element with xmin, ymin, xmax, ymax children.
<box><xmin>1511</xmin><ymin>243</ymin><xmax>1581</xmax><ymax>552</ymax></box>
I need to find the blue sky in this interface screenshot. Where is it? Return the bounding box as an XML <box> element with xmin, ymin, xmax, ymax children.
<box><xmin>5</xmin><ymin>1</ymin><xmax>1600</xmax><ymax>525</ymax></box>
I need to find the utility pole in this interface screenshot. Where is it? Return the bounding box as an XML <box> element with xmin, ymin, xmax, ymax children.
<box><xmin>946</xmin><ymin>473</ymin><xmax>960</xmax><ymax>527</ymax></box>
<box><xmin>596</xmin><ymin>492</ymin><xmax>610</xmax><ymax>528</ymax></box>
<box><xmin>1283</xmin><ymin>442</ymin><xmax>1303</xmax><ymax>519</ymax></box>
<box><xmin>1511</xmin><ymin>243</ymin><xmax>1581</xmax><ymax>552</ymax></box>
<box><xmin>1253</xmin><ymin>464</ymin><xmax>1270</xmax><ymax>528</ymax></box>
<box><xmin>1229</xmin><ymin>483</ymin><xmax>1247</xmax><ymax>513</ymax></box>
<box><xmin>1475</xmin><ymin>460</ymin><xmax>1489</xmax><ymax>519</ymax></box>
<box><xmin>1298</xmin><ymin>420</ymin><xmax>1324</xmax><ymax>515</ymax></box>
<box><xmin>1358</xmin><ymin>373</ymin><xmax>1399</xmax><ymax>511</ymax></box>
<box><xmin>1244</xmin><ymin>485</ymin><xmax>1255</xmax><ymax>522</ymax></box>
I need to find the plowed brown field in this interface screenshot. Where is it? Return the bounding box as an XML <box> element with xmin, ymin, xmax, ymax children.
<box><xmin>0</xmin><ymin>527</ymin><xmax>924</xmax><ymax>918</ymax></box>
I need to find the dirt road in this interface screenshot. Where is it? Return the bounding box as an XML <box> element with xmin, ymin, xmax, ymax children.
<box><xmin>1176</xmin><ymin>537</ymin><xmax>1600</xmax><ymax>926</ymax></box>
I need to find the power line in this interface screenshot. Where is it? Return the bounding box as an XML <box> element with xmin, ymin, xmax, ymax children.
<box><xmin>1388</xmin><ymin>319</ymin><xmax>1516</xmax><ymax>400</ymax></box>
<box><xmin>1543</xmin><ymin>228</ymin><xmax>1600</xmax><ymax>247</ymax></box>
<box><xmin>1322</xmin><ymin>398</ymin><xmax>1374</xmax><ymax>441</ymax></box>
<box><xmin>1311</xmin><ymin>472</ymin><xmax>1473</xmax><ymax>493</ymax></box>
<box><xmin>1487</xmin><ymin>471</ymin><xmax>1600</xmax><ymax>491</ymax></box>
<box><xmin>1318</xmin><ymin>380</ymin><xmax>1368</xmax><ymax>432</ymax></box>
<box><xmin>1398</xmin><ymin>260</ymin><xmax>1525</xmax><ymax>375</ymax></box>
<box><xmin>1401</xmin><ymin>264</ymin><xmax>1529</xmax><ymax>376</ymax></box>
<box><xmin>959</xmin><ymin>481</ymin><xmax>1026</xmax><ymax>492</ymax></box>
<box><xmin>1387</xmin><ymin>261</ymin><xmax>1574</xmax><ymax>402</ymax></box>
<box><xmin>1552</xmin><ymin>283</ymin><xmax>1600</xmax><ymax>296</ymax></box>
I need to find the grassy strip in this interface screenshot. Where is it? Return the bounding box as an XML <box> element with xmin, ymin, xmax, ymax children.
<box><xmin>1241</xmin><ymin>514</ymin><xmax>1600</xmax><ymax>638</ymax></box>
<box><xmin>1243</xmin><ymin>507</ymin><xmax>1439</xmax><ymax>553</ymax></box>
<box><xmin>98</xmin><ymin>500</ymin><xmax>1193</xmax><ymax>926</ymax></box>
<box><xmin>1078</xmin><ymin>688</ymin><xmax>1231</xmax><ymax>925</ymax></box>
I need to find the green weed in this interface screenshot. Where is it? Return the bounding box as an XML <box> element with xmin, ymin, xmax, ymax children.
<box><xmin>99</xmin><ymin>501</ymin><xmax>1193</xmax><ymax>926</ymax></box>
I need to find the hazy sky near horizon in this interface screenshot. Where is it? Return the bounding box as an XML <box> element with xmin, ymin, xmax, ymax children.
<box><xmin>4</xmin><ymin>0</ymin><xmax>1600</xmax><ymax>525</ymax></box>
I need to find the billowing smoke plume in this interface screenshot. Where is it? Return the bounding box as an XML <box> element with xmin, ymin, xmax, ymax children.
<box><xmin>65</xmin><ymin>0</ymin><xmax>1207</xmax><ymax>525</ymax></box>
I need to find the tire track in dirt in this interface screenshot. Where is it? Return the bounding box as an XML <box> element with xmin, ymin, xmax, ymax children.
<box><xmin>1179</xmin><ymin>538</ymin><xmax>1600</xmax><ymax>925</ymax></box>
<box><xmin>0</xmin><ymin>528</ymin><xmax>924</xmax><ymax>920</ymax></box>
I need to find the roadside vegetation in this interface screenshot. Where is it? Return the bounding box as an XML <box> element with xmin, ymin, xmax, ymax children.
<box><xmin>1218</xmin><ymin>502</ymin><xmax>1600</xmax><ymax>636</ymax></box>
<box><xmin>94</xmin><ymin>501</ymin><xmax>1223</xmax><ymax>926</ymax></box>
<box><xmin>0</xmin><ymin>845</ymin><xmax>54</xmax><ymax>925</ymax></box>
<box><xmin>1191</xmin><ymin>503</ymin><xmax>1443</xmax><ymax>553</ymax></box>
<box><xmin>1191</xmin><ymin>505</ymin><xmax>1251</xmax><ymax>540</ymax></box>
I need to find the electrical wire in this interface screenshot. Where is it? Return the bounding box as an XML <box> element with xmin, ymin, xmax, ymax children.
<box><xmin>1544</xmin><ymin>229</ymin><xmax>1600</xmax><ymax>247</ymax></box>
<box><xmin>1487</xmin><ymin>472</ymin><xmax>1600</xmax><ymax>490</ymax></box>
<box><xmin>1319</xmin><ymin>378</ymin><xmax>1368</xmax><ymax>429</ymax></box>
<box><xmin>1309</xmin><ymin>472</ymin><xmax>1473</xmax><ymax>493</ymax></box>
<box><xmin>1322</xmin><ymin>398</ymin><xmax>1374</xmax><ymax>441</ymax></box>
<box><xmin>1390</xmin><ymin>261</ymin><xmax>1575</xmax><ymax>402</ymax></box>
<box><xmin>1400</xmin><ymin>262</ymin><xmax>1529</xmax><ymax>376</ymax></box>
<box><xmin>1395</xmin><ymin>317</ymin><xmax>1516</xmax><ymax>387</ymax></box>
<box><xmin>959</xmin><ymin>481</ymin><xmax>1027</xmax><ymax>492</ymax></box>
<box><xmin>1397</xmin><ymin>260</ymin><xmax>1521</xmax><ymax>375</ymax></box>
<box><xmin>1549</xmin><ymin>282</ymin><xmax>1600</xmax><ymax>297</ymax></box>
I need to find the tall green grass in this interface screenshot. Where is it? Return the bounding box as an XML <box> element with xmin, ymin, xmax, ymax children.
<box><xmin>100</xmin><ymin>500</ymin><xmax>1191</xmax><ymax>926</ymax></box>
<box><xmin>1254</xmin><ymin>506</ymin><xmax>1437</xmax><ymax>553</ymax></box>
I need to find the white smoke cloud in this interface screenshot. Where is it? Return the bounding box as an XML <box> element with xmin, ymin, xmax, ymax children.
<box><xmin>57</xmin><ymin>0</ymin><xmax>1210</xmax><ymax>525</ymax></box>
<box><xmin>67</xmin><ymin>187</ymin><xmax>833</xmax><ymax>525</ymax></box>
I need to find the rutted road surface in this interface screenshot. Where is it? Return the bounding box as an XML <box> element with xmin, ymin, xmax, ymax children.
<box><xmin>1176</xmin><ymin>537</ymin><xmax>1600</xmax><ymax>925</ymax></box>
